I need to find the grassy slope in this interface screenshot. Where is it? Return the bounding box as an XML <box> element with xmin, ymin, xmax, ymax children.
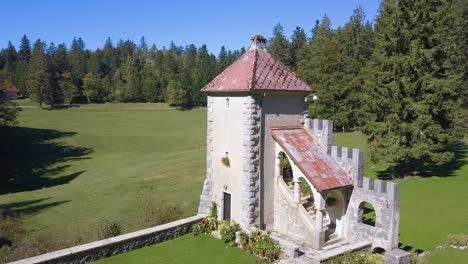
<box><xmin>0</xmin><ymin>105</ymin><xmax>206</xmax><ymax>241</ymax></box>
<box><xmin>94</xmin><ymin>234</ymin><xmax>263</xmax><ymax>264</ymax></box>
<box><xmin>334</xmin><ymin>133</ymin><xmax>468</xmax><ymax>252</ymax></box>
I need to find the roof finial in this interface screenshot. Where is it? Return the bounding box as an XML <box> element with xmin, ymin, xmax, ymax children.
<box><xmin>250</xmin><ymin>35</ymin><xmax>267</xmax><ymax>50</ymax></box>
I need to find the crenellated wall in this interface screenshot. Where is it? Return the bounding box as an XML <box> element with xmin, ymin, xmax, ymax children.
<box><xmin>304</xmin><ymin>118</ymin><xmax>401</xmax><ymax>252</ymax></box>
<box><xmin>304</xmin><ymin>118</ymin><xmax>333</xmax><ymax>154</ymax></box>
<box><xmin>330</xmin><ymin>145</ymin><xmax>364</xmax><ymax>187</ymax></box>
<box><xmin>344</xmin><ymin>177</ymin><xmax>400</xmax><ymax>252</ymax></box>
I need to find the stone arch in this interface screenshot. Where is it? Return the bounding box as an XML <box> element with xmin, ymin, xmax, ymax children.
<box><xmin>298</xmin><ymin>176</ymin><xmax>314</xmax><ymax>209</ymax></box>
<box><xmin>372</xmin><ymin>247</ymin><xmax>386</xmax><ymax>255</ymax></box>
<box><xmin>358</xmin><ymin>201</ymin><xmax>376</xmax><ymax>227</ymax></box>
<box><xmin>278</xmin><ymin>151</ymin><xmax>293</xmax><ymax>184</ymax></box>
<box><xmin>325</xmin><ymin>190</ymin><xmax>346</xmax><ymax>238</ymax></box>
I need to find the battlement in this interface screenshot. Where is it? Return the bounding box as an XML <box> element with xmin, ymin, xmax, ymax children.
<box><xmin>304</xmin><ymin>118</ymin><xmax>333</xmax><ymax>154</ymax></box>
<box><xmin>359</xmin><ymin>177</ymin><xmax>399</xmax><ymax>203</ymax></box>
<box><xmin>330</xmin><ymin>145</ymin><xmax>364</xmax><ymax>187</ymax></box>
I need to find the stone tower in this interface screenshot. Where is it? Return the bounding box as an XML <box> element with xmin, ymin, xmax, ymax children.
<box><xmin>198</xmin><ymin>35</ymin><xmax>313</xmax><ymax>229</ymax></box>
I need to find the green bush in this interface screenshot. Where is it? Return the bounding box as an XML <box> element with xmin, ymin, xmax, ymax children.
<box><xmin>192</xmin><ymin>215</ymin><xmax>218</xmax><ymax>235</ymax></box>
<box><xmin>327</xmin><ymin>251</ymin><xmax>383</xmax><ymax>264</ymax></box>
<box><xmin>98</xmin><ymin>220</ymin><xmax>122</xmax><ymax>239</ymax></box>
<box><xmin>218</xmin><ymin>221</ymin><xmax>241</xmax><ymax>244</ymax></box>
<box><xmin>247</xmin><ymin>230</ymin><xmax>282</xmax><ymax>263</ymax></box>
<box><xmin>446</xmin><ymin>233</ymin><xmax>468</xmax><ymax>247</ymax></box>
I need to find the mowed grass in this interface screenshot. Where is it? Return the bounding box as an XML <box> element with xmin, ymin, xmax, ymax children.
<box><xmin>93</xmin><ymin>234</ymin><xmax>263</xmax><ymax>264</ymax></box>
<box><xmin>425</xmin><ymin>248</ymin><xmax>468</xmax><ymax>264</ymax></box>
<box><xmin>0</xmin><ymin>105</ymin><xmax>466</xmax><ymax>262</ymax></box>
<box><xmin>0</xmin><ymin>104</ymin><xmax>206</xmax><ymax>242</ymax></box>
<box><xmin>334</xmin><ymin>132</ymin><xmax>468</xmax><ymax>252</ymax></box>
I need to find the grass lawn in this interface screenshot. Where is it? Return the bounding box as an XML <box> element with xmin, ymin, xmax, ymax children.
<box><xmin>334</xmin><ymin>133</ymin><xmax>468</xmax><ymax>252</ymax></box>
<box><xmin>425</xmin><ymin>248</ymin><xmax>468</xmax><ymax>264</ymax></box>
<box><xmin>0</xmin><ymin>104</ymin><xmax>466</xmax><ymax>262</ymax></box>
<box><xmin>0</xmin><ymin>104</ymin><xmax>206</xmax><ymax>245</ymax></box>
<box><xmin>94</xmin><ymin>234</ymin><xmax>263</xmax><ymax>264</ymax></box>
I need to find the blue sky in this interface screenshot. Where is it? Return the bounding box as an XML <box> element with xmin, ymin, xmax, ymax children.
<box><xmin>2</xmin><ymin>0</ymin><xmax>381</xmax><ymax>53</ymax></box>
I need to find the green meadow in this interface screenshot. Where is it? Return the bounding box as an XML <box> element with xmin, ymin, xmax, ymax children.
<box><xmin>0</xmin><ymin>103</ymin><xmax>466</xmax><ymax>262</ymax></box>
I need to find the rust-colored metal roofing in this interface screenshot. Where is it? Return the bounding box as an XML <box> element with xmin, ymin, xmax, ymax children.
<box><xmin>271</xmin><ymin>127</ymin><xmax>353</xmax><ymax>192</ymax></box>
<box><xmin>201</xmin><ymin>37</ymin><xmax>312</xmax><ymax>93</ymax></box>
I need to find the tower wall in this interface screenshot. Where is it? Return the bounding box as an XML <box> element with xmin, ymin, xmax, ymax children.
<box><xmin>261</xmin><ymin>94</ymin><xmax>308</xmax><ymax>229</ymax></box>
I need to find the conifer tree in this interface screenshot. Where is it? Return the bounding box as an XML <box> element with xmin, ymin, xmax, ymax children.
<box><xmin>290</xmin><ymin>27</ymin><xmax>307</xmax><ymax>70</ymax></box>
<box><xmin>363</xmin><ymin>0</ymin><xmax>463</xmax><ymax>176</ymax></box>
<box><xmin>268</xmin><ymin>23</ymin><xmax>291</xmax><ymax>67</ymax></box>
<box><xmin>15</xmin><ymin>35</ymin><xmax>32</xmax><ymax>96</ymax></box>
<box><xmin>27</xmin><ymin>40</ymin><xmax>51</xmax><ymax>108</ymax></box>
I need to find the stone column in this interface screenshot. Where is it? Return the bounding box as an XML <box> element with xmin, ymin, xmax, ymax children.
<box><xmin>315</xmin><ymin>210</ymin><xmax>323</xmax><ymax>231</ymax></box>
<box><xmin>312</xmin><ymin>196</ymin><xmax>326</xmax><ymax>249</ymax></box>
<box><xmin>294</xmin><ymin>180</ymin><xmax>301</xmax><ymax>202</ymax></box>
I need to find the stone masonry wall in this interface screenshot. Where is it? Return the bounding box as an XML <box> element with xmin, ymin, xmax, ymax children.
<box><xmin>240</xmin><ymin>96</ymin><xmax>261</xmax><ymax>228</ymax></box>
<box><xmin>10</xmin><ymin>215</ymin><xmax>203</xmax><ymax>264</ymax></box>
<box><xmin>305</xmin><ymin>118</ymin><xmax>401</xmax><ymax>252</ymax></box>
<box><xmin>198</xmin><ymin>96</ymin><xmax>214</xmax><ymax>215</ymax></box>
<box><xmin>274</xmin><ymin>180</ymin><xmax>315</xmax><ymax>245</ymax></box>
<box><xmin>344</xmin><ymin>178</ymin><xmax>400</xmax><ymax>251</ymax></box>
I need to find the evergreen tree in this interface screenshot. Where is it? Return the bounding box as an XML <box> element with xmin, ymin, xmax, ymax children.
<box><xmin>297</xmin><ymin>11</ymin><xmax>374</xmax><ymax>131</ymax></box>
<box><xmin>290</xmin><ymin>27</ymin><xmax>307</xmax><ymax>70</ymax></box>
<box><xmin>15</xmin><ymin>35</ymin><xmax>32</xmax><ymax>96</ymax></box>
<box><xmin>268</xmin><ymin>23</ymin><xmax>291</xmax><ymax>67</ymax></box>
<box><xmin>363</xmin><ymin>0</ymin><xmax>463</xmax><ymax>176</ymax></box>
<box><xmin>27</xmin><ymin>40</ymin><xmax>52</xmax><ymax>108</ymax></box>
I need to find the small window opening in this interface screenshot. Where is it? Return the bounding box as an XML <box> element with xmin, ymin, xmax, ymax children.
<box><xmin>225</xmin><ymin>98</ymin><xmax>230</xmax><ymax>109</ymax></box>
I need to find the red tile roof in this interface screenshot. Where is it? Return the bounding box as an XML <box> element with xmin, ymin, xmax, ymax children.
<box><xmin>202</xmin><ymin>44</ymin><xmax>312</xmax><ymax>93</ymax></box>
<box><xmin>5</xmin><ymin>86</ymin><xmax>18</xmax><ymax>93</ymax></box>
<box><xmin>271</xmin><ymin>127</ymin><xmax>353</xmax><ymax>192</ymax></box>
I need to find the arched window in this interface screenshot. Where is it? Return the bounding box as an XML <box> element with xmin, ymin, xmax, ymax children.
<box><xmin>358</xmin><ymin>201</ymin><xmax>376</xmax><ymax>227</ymax></box>
<box><xmin>225</xmin><ymin>98</ymin><xmax>230</xmax><ymax>109</ymax></box>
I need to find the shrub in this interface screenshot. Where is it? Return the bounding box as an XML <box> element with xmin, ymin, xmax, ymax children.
<box><xmin>221</xmin><ymin>157</ymin><xmax>230</xmax><ymax>167</ymax></box>
<box><xmin>192</xmin><ymin>215</ymin><xmax>218</xmax><ymax>235</ymax></box>
<box><xmin>218</xmin><ymin>221</ymin><xmax>241</xmax><ymax>244</ymax></box>
<box><xmin>247</xmin><ymin>230</ymin><xmax>282</xmax><ymax>263</ymax></box>
<box><xmin>209</xmin><ymin>202</ymin><xmax>218</xmax><ymax>219</ymax></box>
<box><xmin>447</xmin><ymin>233</ymin><xmax>468</xmax><ymax>247</ymax></box>
<box><xmin>98</xmin><ymin>221</ymin><xmax>122</xmax><ymax>239</ymax></box>
<box><xmin>327</xmin><ymin>251</ymin><xmax>383</xmax><ymax>264</ymax></box>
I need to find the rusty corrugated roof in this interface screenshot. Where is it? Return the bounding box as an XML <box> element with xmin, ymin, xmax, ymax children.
<box><xmin>201</xmin><ymin>48</ymin><xmax>312</xmax><ymax>93</ymax></box>
<box><xmin>271</xmin><ymin>127</ymin><xmax>352</xmax><ymax>192</ymax></box>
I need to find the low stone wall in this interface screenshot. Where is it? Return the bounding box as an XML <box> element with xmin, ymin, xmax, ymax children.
<box><xmin>10</xmin><ymin>215</ymin><xmax>204</xmax><ymax>264</ymax></box>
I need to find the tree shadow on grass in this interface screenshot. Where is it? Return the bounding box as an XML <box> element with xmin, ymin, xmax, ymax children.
<box><xmin>376</xmin><ymin>142</ymin><xmax>467</xmax><ymax>180</ymax></box>
<box><xmin>0</xmin><ymin>127</ymin><xmax>92</xmax><ymax>194</ymax></box>
<box><xmin>0</xmin><ymin>198</ymin><xmax>70</xmax><ymax>218</ymax></box>
<box><xmin>398</xmin><ymin>242</ymin><xmax>425</xmax><ymax>254</ymax></box>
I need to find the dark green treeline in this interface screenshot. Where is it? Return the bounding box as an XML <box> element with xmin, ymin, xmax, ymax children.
<box><xmin>0</xmin><ymin>37</ymin><xmax>245</xmax><ymax>108</ymax></box>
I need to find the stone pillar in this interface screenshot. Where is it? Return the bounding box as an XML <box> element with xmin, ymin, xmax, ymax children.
<box><xmin>315</xmin><ymin>210</ymin><xmax>323</xmax><ymax>231</ymax></box>
<box><xmin>384</xmin><ymin>249</ymin><xmax>411</xmax><ymax>264</ymax></box>
<box><xmin>294</xmin><ymin>180</ymin><xmax>301</xmax><ymax>202</ymax></box>
<box><xmin>312</xmin><ymin>196</ymin><xmax>326</xmax><ymax>249</ymax></box>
